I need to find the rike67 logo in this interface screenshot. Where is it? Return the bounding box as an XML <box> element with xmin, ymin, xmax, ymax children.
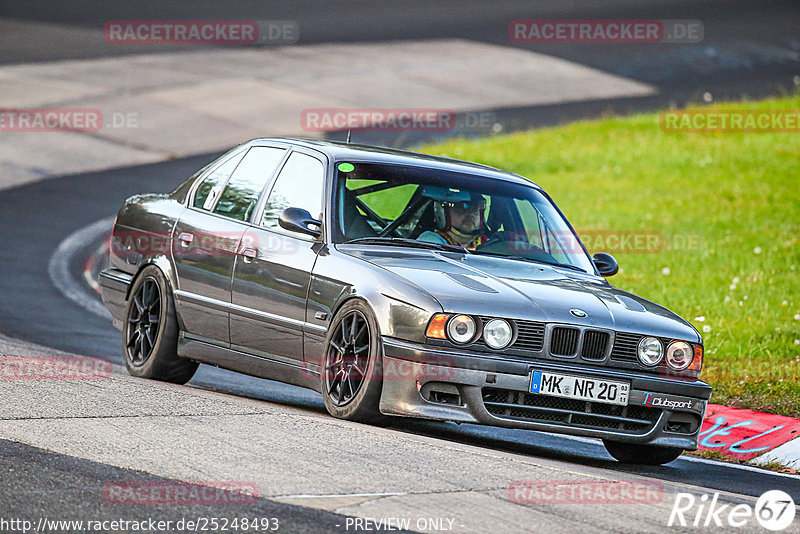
<box><xmin>669</xmin><ymin>490</ymin><xmax>796</xmax><ymax>531</ymax></box>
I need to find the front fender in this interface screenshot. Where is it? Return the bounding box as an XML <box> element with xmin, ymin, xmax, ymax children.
<box><xmin>304</xmin><ymin>245</ymin><xmax>443</xmax><ymax>370</ymax></box>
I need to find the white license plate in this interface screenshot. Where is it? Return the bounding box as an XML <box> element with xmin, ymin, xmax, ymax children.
<box><xmin>529</xmin><ymin>371</ymin><xmax>629</xmax><ymax>406</ymax></box>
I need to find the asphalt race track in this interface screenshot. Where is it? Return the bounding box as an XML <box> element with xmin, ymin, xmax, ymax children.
<box><xmin>1</xmin><ymin>156</ymin><xmax>798</xmax><ymax>504</ymax></box>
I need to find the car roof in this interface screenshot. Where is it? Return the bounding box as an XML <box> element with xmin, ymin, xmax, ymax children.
<box><xmin>247</xmin><ymin>137</ymin><xmax>542</xmax><ymax>190</ymax></box>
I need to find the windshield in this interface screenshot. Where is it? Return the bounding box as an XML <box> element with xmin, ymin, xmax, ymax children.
<box><xmin>333</xmin><ymin>162</ymin><xmax>595</xmax><ymax>273</ymax></box>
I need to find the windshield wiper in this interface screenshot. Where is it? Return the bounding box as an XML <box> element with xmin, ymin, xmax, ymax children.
<box><xmin>471</xmin><ymin>250</ymin><xmax>588</xmax><ymax>273</ymax></box>
<box><xmin>343</xmin><ymin>237</ymin><xmax>469</xmax><ymax>254</ymax></box>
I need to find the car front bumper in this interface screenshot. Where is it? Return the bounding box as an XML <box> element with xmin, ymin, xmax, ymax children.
<box><xmin>379</xmin><ymin>337</ymin><xmax>711</xmax><ymax>450</ymax></box>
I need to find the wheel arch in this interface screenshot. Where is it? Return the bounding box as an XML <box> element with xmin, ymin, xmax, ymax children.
<box><xmin>124</xmin><ymin>256</ymin><xmax>188</xmax><ymax>332</ymax></box>
<box><xmin>327</xmin><ymin>294</ymin><xmax>377</xmax><ymax>332</ymax></box>
<box><xmin>125</xmin><ymin>256</ymin><xmax>177</xmax><ymax>300</ymax></box>
<box><xmin>308</xmin><ymin>248</ymin><xmax>443</xmax><ymax>348</ymax></box>
<box><xmin>325</xmin><ymin>285</ymin><xmax>437</xmax><ymax>345</ymax></box>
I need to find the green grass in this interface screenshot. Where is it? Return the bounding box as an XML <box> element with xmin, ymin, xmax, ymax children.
<box><xmin>418</xmin><ymin>95</ymin><xmax>800</xmax><ymax>417</ymax></box>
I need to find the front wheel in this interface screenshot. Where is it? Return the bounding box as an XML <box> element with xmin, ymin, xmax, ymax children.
<box><xmin>122</xmin><ymin>265</ymin><xmax>197</xmax><ymax>384</ymax></box>
<box><xmin>603</xmin><ymin>440</ymin><xmax>683</xmax><ymax>465</ymax></box>
<box><xmin>321</xmin><ymin>300</ymin><xmax>384</xmax><ymax>423</ymax></box>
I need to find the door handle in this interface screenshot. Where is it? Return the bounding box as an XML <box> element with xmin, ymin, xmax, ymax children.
<box><xmin>240</xmin><ymin>248</ymin><xmax>256</xmax><ymax>263</ymax></box>
<box><xmin>178</xmin><ymin>232</ymin><xmax>193</xmax><ymax>248</ymax></box>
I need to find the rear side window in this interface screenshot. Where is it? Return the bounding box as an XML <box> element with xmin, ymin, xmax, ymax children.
<box><xmin>212</xmin><ymin>147</ymin><xmax>287</xmax><ymax>222</ymax></box>
<box><xmin>192</xmin><ymin>150</ymin><xmax>247</xmax><ymax>210</ymax></box>
<box><xmin>261</xmin><ymin>152</ymin><xmax>325</xmax><ymax>230</ymax></box>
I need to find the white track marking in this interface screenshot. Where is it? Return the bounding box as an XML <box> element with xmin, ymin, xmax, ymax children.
<box><xmin>48</xmin><ymin>217</ymin><xmax>115</xmax><ymax>320</ymax></box>
<box><xmin>276</xmin><ymin>492</ymin><xmax>407</xmax><ymax>499</ymax></box>
<box><xmin>82</xmin><ymin>240</ymin><xmax>107</xmax><ymax>294</ymax></box>
<box><xmin>752</xmin><ymin>438</ymin><xmax>800</xmax><ymax>470</ymax></box>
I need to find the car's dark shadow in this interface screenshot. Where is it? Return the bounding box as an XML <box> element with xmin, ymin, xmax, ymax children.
<box><xmin>188</xmin><ymin>365</ymin><xmax>328</xmax><ymax>414</ymax></box>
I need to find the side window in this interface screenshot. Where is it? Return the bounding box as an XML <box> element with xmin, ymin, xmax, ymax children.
<box><xmin>192</xmin><ymin>150</ymin><xmax>246</xmax><ymax>210</ymax></box>
<box><xmin>212</xmin><ymin>147</ymin><xmax>286</xmax><ymax>222</ymax></box>
<box><xmin>261</xmin><ymin>152</ymin><xmax>325</xmax><ymax>230</ymax></box>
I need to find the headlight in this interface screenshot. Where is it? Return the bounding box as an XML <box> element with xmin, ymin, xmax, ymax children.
<box><xmin>483</xmin><ymin>319</ymin><xmax>513</xmax><ymax>349</ymax></box>
<box><xmin>666</xmin><ymin>341</ymin><xmax>693</xmax><ymax>370</ymax></box>
<box><xmin>637</xmin><ymin>336</ymin><xmax>664</xmax><ymax>366</ymax></box>
<box><xmin>447</xmin><ymin>314</ymin><xmax>476</xmax><ymax>344</ymax></box>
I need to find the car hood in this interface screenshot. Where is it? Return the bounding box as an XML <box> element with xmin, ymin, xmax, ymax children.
<box><xmin>340</xmin><ymin>245</ymin><xmax>700</xmax><ymax>343</ymax></box>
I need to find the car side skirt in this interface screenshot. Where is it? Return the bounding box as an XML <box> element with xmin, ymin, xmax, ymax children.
<box><xmin>177</xmin><ymin>335</ymin><xmax>321</xmax><ymax>391</ymax></box>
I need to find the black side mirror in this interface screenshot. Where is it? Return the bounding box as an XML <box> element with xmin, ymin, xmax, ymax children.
<box><xmin>279</xmin><ymin>207</ymin><xmax>322</xmax><ymax>238</ymax></box>
<box><xmin>592</xmin><ymin>252</ymin><xmax>619</xmax><ymax>277</ymax></box>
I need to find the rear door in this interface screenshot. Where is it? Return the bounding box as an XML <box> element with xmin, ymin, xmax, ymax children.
<box><xmin>230</xmin><ymin>149</ymin><xmax>327</xmax><ymax>362</ymax></box>
<box><xmin>172</xmin><ymin>145</ymin><xmax>288</xmax><ymax>344</ymax></box>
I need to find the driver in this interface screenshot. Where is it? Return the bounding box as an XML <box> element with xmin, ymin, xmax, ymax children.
<box><xmin>418</xmin><ymin>193</ymin><xmax>489</xmax><ymax>250</ymax></box>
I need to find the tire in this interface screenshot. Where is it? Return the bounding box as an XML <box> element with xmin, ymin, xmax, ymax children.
<box><xmin>321</xmin><ymin>299</ymin><xmax>385</xmax><ymax>423</ymax></box>
<box><xmin>603</xmin><ymin>440</ymin><xmax>683</xmax><ymax>465</ymax></box>
<box><xmin>122</xmin><ymin>265</ymin><xmax>197</xmax><ymax>384</ymax></box>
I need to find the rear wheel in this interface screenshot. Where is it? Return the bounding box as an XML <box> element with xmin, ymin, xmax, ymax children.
<box><xmin>122</xmin><ymin>265</ymin><xmax>197</xmax><ymax>384</ymax></box>
<box><xmin>321</xmin><ymin>300</ymin><xmax>384</xmax><ymax>423</ymax></box>
<box><xmin>603</xmin><ymin>440</ymin><xmax>683</xmax><ymax>465</ymax></box>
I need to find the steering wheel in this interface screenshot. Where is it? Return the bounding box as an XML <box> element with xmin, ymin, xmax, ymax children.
<box><xmin>474</xmin><ymin>230</ymin><xmax>551</xmax><ymax>258</ymax></box>
<box><xmin>476</xmin><ymin>230</ymin><xmax>508</xmax><ymax>249</ymax></box>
